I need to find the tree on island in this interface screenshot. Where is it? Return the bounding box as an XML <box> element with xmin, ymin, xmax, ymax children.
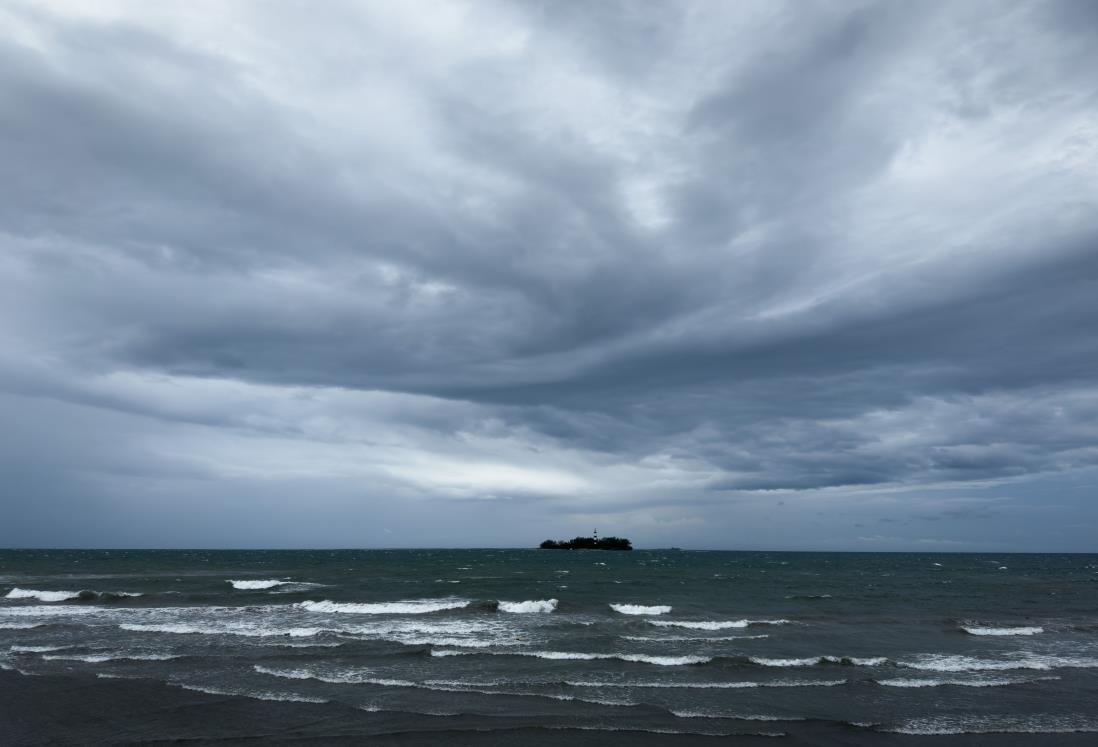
<box><xmin>539</xmin><ymin>536</ymin><xmax>632</xmax><ymax>550</ymax></box>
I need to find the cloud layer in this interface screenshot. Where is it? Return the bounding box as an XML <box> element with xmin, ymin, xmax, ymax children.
<box><xmin>2</xmin><ymin>0</ymin><xmax>1097</xmax><ymax>549</ymax></box>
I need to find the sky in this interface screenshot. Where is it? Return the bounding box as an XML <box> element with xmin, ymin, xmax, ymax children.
<box><xmin>1</xmin><ymin>0</ymin><xmax>1097</xmax><ymax>551</ymax></box>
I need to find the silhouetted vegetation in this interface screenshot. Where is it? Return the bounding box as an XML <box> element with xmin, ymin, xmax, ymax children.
<box><xmin>539</xmin><ymin>536</ymin><xmax>632</xmax><ymax>550</ymax></box>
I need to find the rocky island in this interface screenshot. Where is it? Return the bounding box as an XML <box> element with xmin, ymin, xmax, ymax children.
<box><xmin>538</xmin><ymin>535</ymin><xmax>632</xmax><ymax>550</ymax></box>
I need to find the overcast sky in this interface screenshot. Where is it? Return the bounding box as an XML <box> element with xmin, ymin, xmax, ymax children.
<box><xmin>2</xmin><ymin>1</ymin><xmax>1097</xmax><ymax>551</ymax></box>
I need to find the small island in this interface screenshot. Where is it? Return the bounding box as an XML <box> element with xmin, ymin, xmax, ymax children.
<box><xmin>539</xmin><ymin>534</ymin><xmax>632</xmax><ymax>551</ymax></box>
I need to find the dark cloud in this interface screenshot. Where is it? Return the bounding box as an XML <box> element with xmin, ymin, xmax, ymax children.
<box><xmin>1</xmin><ymin>0</ymin><xmax>1097</xmax><ymax>549</ymax></box>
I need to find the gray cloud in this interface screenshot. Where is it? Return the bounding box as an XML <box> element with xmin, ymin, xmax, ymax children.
<box><xmin>1</xmin><ymin>0</ymin><xmax>1097</xmax><ymax>549</ymax></box>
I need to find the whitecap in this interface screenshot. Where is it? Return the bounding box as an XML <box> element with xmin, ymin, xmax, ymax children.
<box><xmin>229</xmin><ymin>580</ymin><xmax>287</xmax><ymax>590</ymax></box>
<box><xmin>900</xmin><ymin>654</ymin><xmax>1098</xmax><ymax>672</ymax></box>
<box><xmin>750</xmin><ymin>656</ymin><xmax>887</xmax><ymax>667</ymax></box>
<box><xmin>610</xmin><ymin>603</ymin><xmax>671</xmax><ymax>615</ymax></box>
<box><xmin>565</xmin><ymin>679</ymin><xmax>846</xmax><ymax>689</ymax></box>
<box><xmin>498</xmin><ymin>599</ymin><xmax>557</xmax><ymax>614</ymax></box>
<box><xmin>430</xmin><ymin>649</ymin><xmax>710</xmax><ymax>666</ymax></box>
<box><xmin>876</xmin><ymin>676</ymin><xmax>1059</xmax><ymax>688</ymax></box>
<box><xmin>297</xmin><ymin>599</ymin><xmax>469</xmax><ymax>615</ymax></box>
<box><xmin>961</xmin><ymin>626</ymin><xmax>1043</xmax><ymax>636</ymax></box>
<box><xmin>10</xmin><ymin>645</ymin><xmax>69</xmax><ymax>652</ymax></box>
<box><xmin>43</xmin><ymin>653</ymin><xmax>181</xmax><ymax>662</ymax></box>
<box><xmin>621</xmin><ymin>634</ymin><xmax>769</xmax><ymax>642</ymax></box>
<box><xmin>649</xmin><ymin>619</ymin><xmax>789</xmax><ymax>630</ymax></box>
<box><xmin>120</xmin><ymin>622</ymin><xmax>326</xmax><ymax>638</ymax></box>
<box><xmin>5</xmin><ymin>588</ymin><xmax>81</xmax><ymax>602</ymax></box>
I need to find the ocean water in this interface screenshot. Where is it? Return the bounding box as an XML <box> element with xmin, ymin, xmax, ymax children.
<box><xmin>2</xmin><ymin>549</ymin><xmax>1097</xmax><ymax>739</ymax></box>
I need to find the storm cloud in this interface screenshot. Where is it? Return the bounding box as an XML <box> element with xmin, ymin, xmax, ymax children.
<box><xmin>2</xmin><ymin>0</ymin><xmax>1097</xmax><ymax>550</ymax></box>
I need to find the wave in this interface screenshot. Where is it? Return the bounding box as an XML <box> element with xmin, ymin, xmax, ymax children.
<box><xmin>0</xmin><ymin>623</ymin><xmax>44</xmax><ymax>630</ymax></box>
<box><xmin>672</xmin><ymin>711</ymin><xmax>805</xmax><ymax>721</ymax></box>
<box><xmin>885</xmin><ymin>714</ymin><xmax>1098</xmax><ymax>735</ymax></box>
<box><xmin>229</xmin><ymin>580</ymin><xmax>286</xmax><ymax>590</ymax></box>
<box><xmin>621</xmin><ymin>634</ymin><xmax>769</xmax><ymax>642</ymax></box>
<box><xmin>749</xmin><ymin>656</ymin><xmax>887</xmax><ymax>668</ymax></box>
<box><xmin>565</xmin><ymin>679</ymin><xmax>847</xmax><ymax>689</ymax></box>
<box><xmin>876</xmin><ymin>676</ymin><xmax>1059</xmax><ymax>688</ymax></box>
<box><xmin>5</xmin><ymin>588</ymin><xmax>81</xmax><ymax>602</ymax></box>
<box><xmin>431</xmin><ymin>649</ymin><xmax>710</xmax><ymax>666</ymax></box>
<box><xmin>961</xmin><ymin>626</ymin><xmax>1043</xmax><ymax>636</ymax></box>
<box><xmin>785</xmin><ymin>594</ymin><xmax>832</xmax><ymax>600</ymax></box>
<box><xmin>174</xmin><ymin>680</ymin><xmax>328</xmax><ymax>704</ymax></box>
<box><xmin>9</xmin><ymin>645</ymin><xmax>69</xmax><ymax>652</ymax></box>
<box><xmin>498</xmin><ymin>599</ymin><xmax>557</xmax><ymax>614</ymax></box>
<box><xmin>900</xmin><ymin>654</ymin><xmax>1098</xmax><ymax>672</ymax></box>
<box><xmin>610</xmin><ymin>604</ymin><xmax>671</xmax><ymax>615</ymax></box>
<box><xmin>649</xmin><ymin>619</ymin><xmax>789</xmax><ymax>630</ymax></box>
<box><xmin>42</xmin><ymin>653</ymin><xmax>181</xmax><ymax>662</ymax></box>
<box><xmin>120</xmin><ymin>623</ymin><xmax>326</xmax><ymax>638</ymax></box>
<box><xmin>297</xmin><ymin>599</ymin><xmax>469</xmax><ymax>615</ymax></box>
<box><xmin>4</xmin><ymin>588</ymin><xmax>141</xmax><ymax>603</ymax></box>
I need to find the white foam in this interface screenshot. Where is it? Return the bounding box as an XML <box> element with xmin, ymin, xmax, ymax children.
<box><xmin>297</xmin><ymin>599</ymin><xmax>469</xmax><ymax>615</ymax></box>
<box><xmin>621</xmin><ymin>634</ymin><xmax>769</xmax><ymax>642</ymax></box>
<box><xmin>672</xmin><ymin>711</ymin><xmax>804</xmax><ymax>721</ymax></box>
<box><xmin>430</xmin><ymin>648</ymin><xmax>709</xmax><ymax>665</ymax></box>
<box><xmin>610</xmin><ymin>604</ymin><xmax>671</xmax><ymax>615</ymax></box>
<box><xmin>120</xmin><ymin>623</ymin><xmax>325</xmax><ymax>638</ymax></box>
<box><xmin>750</xmin><ymin>655</ymin><xmax>887</xmax><ymax>667</ymax></box>
<box><xmin>4</xmin><ymin>588</ymin><xmax>81</xmax><ymax>602</ymax></box>
<box><xmin>10</xmin><ymin>645</ymin><xmax>69</xmax><ymax>652</ymax></box>
<box><xmin>498</xmin><ymin>599</ymin><xmax>558</xmax><ymax>614</ymax></box>
<box><xmin>962</xmin><ymin>626</ymin><xmax>1044</xmax><ymax>636</ymax></box>
<box><xmin>229</xmin><ymin>580</ymin><xmax>287</xmax><ymax>590</ymax></box>
<box><xmin>43</xmin><ymin>653</ymin><xmax>180</xmax><ymax>662</ymax></box>
<box><xmin>901</xmin><ymin>654</ymin><xmax>1098</xmax><ymax>672</ymax></box>
<box><xmin>649</xmin><ymin>619</ymin><xmax>789</xmax><ymax>629</ymax></box>
<box><xmin>887</xmin><ymin>714</ymin><xmax>1098</xmax><ymax>735</ymax></box>
<box><xmin>649</xmin><ymin>620</ymin><xmax>746</xmax><ymax>630</ymax></box>
<box><xmin>876</xmin><ymin>676</ymin><xmax>1059</xmax><ymax>688</ymax></box>
<box><xmin>565</xmin><ymin>679</ymin><xmax>846</xmax><ymax>689</ymax></box>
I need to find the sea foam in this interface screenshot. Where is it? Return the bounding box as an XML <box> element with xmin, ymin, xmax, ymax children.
<box><xmin>961</xmin><ymin>626</ymin><xmax>1043</xmax><ymax>636</ymax></box>
<box><xmin>498</xmin><ymin>599</ymin><xmax>557</xmax><ymax>613</ymax></box>
<box><xmin>431</xmin><ymin>649</ymin><xmax>710</xmax><ymax>666</ymax></box>
<box><xmin>646</xmin><ymin>618</ymin><xmax>790</xmax><ymax>630</ymax></box>
<box><xmin>297</xmin><ymin>599</ymin><xmax>469</xmax><ymax>615</ymax></box>
<box><xmin>5</xmin><ymin>588</ymin><xmax>81</xmax><ymax>602</ymax></box>
<box><xmin>229</xmin><ymin>580</ymin><xmax>287</xmax><ymax>590</ymax></box>
<box><xmin>750</xmin><ymin>656</ymin><xmax>888</xmax><ymax>667</ymax></box>
<box><xmin>610</xmin><ymin>603</ymin><xmax>672</xmax><ymax>615</ymax></box>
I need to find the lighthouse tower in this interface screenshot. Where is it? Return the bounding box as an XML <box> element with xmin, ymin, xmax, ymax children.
<box><xmin>593</xmin><ymin>528</ymin><xmax>598</xmax><ymax>542</ymax></box>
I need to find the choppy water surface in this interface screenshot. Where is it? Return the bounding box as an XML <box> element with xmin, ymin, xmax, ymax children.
<box><xmin>2</xmin><ymin>550</ymin><xmax>1097</xmax><ymax>738</ymax></box>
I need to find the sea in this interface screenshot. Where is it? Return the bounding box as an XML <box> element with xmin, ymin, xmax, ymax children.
<box><xmin>2</xmin><ymin>549</ymin><xmax>1097</xmax><ymax>742</ymax></box>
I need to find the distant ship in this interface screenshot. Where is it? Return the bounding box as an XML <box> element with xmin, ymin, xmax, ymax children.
<box><xmin>538</xmin><ymin>529</ymin><xmax>632</xmax><ymax>551</ymax></box>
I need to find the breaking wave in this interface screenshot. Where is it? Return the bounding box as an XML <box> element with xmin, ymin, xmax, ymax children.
<box><xmin>42</xmin><ymin>653</ymin><xmax>181</xmax><ymax>662</ymax></box>
<box><xmin>610</xmin><ymin>604</ymin><xmax>671</xmax><ymax>615</ymax></box>
<box><xmin>900</xmin><ymin>654</ymin><xmax>1098</xmax><ymax>672</ymax></box>
<box><xmin>961</xmin><ymin>626</ymin><xmax>1043</xmax><ymax>636</ymax></box>
<box><xmin>750</xmin><ymin>656</ymin><xmax>888</xmax><ymax>667</ymax></box>
<box><xmin>431</xmin><ymin>649</ymin><xmax>710</xmax><ymax>666</ymax></box>
<box><xmin>565</xmin><ymin>679</ymin><xmax>847</xmax><ymax>689</ymax></box>
<box><xmin>498</xmin><ymin>599</ymin><xmax>557</xmax><ymax>614</ymax></box>
<box><xmin>297</xmin><ymin>599</ymin><xmax>470</xmax><ymax>615</ymax></box>
<box><xmin>648</xmin><ymin>619</ymin><xmax>790</xmax><ymax>630</ymax></box>
<box><xmin>5</xmin><ymin>588</ymin><xmax>81</xmax><ymax>602</ymax></box>
<box><xmin>876</xmin><ymin>676</ymin><xmax>1059</xmax><ymax>688</ymax></box>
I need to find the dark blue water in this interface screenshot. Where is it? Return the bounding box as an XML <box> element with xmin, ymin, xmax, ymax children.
<box><xmin>2</xmin><ymin>550</ymin><xmax>1097</xmax><ymax>738</ymax></box>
